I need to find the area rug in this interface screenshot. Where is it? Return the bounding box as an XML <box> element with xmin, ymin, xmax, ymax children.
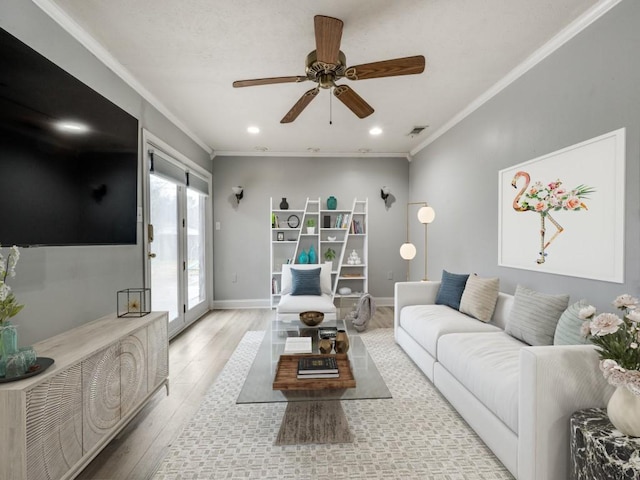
<box><xmin>153</xmin><ymin>329</ymin><xmax>513</xmax><ymax>479</ymax></box>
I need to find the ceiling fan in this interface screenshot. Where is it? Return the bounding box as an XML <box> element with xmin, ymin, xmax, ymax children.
<box><xmin>232</xmin><ymin>15</ymin><xmax>426</xmax><ymax>123</ymax></box>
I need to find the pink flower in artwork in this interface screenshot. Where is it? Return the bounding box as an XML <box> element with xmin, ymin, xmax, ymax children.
<box><xmin>564</xmin><ymin>195</ymin><xmax>581</xmax><ymax>210</ymax></box>
<box><xmin>534</xmin><ymin>201</ymin><xmax>546</xmax><ymax>212</ymax></box>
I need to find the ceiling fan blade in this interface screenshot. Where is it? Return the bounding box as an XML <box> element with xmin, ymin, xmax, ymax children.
<box><xmin>280</xmin><ymin>88</ymin><xmax>319</xmax><ymax>123</ymax></box>
<box><xmin>333</xmin><ymin>85</ymin><xmax>374</xmax><ymax>119</ymax></box>
<box><xmin>314</xmin><ymin>15</ymin><xmax>343</xmax><ymax>65</ymax></box>
<box><xmin>345</xmin><ymin>55</ymin><xmax>425</xmax><ymax>80</ymax></box>
<box><xmin>233</xmin><ymin>76</ymin><xmax>307</xmax><ymax>88</ymax></box>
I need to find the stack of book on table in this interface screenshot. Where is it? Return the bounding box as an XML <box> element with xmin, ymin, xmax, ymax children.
<box><xmin>283</xmin><ymin>336</ymin><xmax>312</xmax><ymax>354</ymax></box>
<box><xmin>297</xmin><ymin>356</ymin><xmax>339</xmax><ymax>379</ymax></box>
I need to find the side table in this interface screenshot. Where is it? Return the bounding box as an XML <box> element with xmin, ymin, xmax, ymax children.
<box><xmin>570</xmin><ymin>408</ymin><xmax>640</xmax><ymax>480</ymax></box>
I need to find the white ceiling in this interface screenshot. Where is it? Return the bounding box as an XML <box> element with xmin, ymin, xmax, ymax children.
<box><xmin>42</xmin><ymin>0</ymin><xmax>606</xmax><ymax>157</ymax></box>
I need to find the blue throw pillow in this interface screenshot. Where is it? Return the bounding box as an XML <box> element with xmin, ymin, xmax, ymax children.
<box><xmin>291</xmin><ymin>268</ymin><xmax>322</xmax><ymax>296</ymax></box>
<box><xmin>435</xmin><ymin>270</ymin><xmax>470</xmax><ymax>310</ymax></box>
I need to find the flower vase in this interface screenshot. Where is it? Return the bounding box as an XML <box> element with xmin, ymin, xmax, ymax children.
<box><xmin>0</xmin><ymin>323</ymin><xmax>19</xmax><ymax>377</ymax></box>
<box><xmin>327</xmin><ymin>196</ymin><xmax>337</xmax><ymax>210</ymax></box>
<box><xmin>607</xmin><ymin>386</ymin><xmax>640</xmax><ymax>437</ymax></box>
<box><xmin>308</xmin><ymin>244</ymin><xmax>317</xmax><ymax>264</ymax></box>
<box><xmin>335</xmin><ymin>330</ymin><xmax>349</xmax><ymax>354</ymax></box>
<box><xmin>279</xmin><ymin>197</ymin><xmax>289</xmax><ymax>210</ymax></box>
<box><xmin>298</xmin><ymin>250</ymin><xmax>309</xmax><ymax>264</ymax></box>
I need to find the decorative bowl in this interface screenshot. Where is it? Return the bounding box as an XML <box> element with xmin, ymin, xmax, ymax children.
<box><xmin>338</xmin><ymin>287</ymin><xmax>352</xmax><ymax>295</ymax></box>
<box><xmin>299</xmin><ymin>311</ymin><xmax>325</xmax><ymax>326</ymax></box>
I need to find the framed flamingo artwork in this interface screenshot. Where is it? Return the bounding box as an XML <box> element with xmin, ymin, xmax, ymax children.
<box><xmin>498</xmin><ymin>128</ymin><xmax>625</xmax><ymax>283</ymax></box>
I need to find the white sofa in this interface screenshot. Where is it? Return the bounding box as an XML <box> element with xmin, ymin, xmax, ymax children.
<box><xmin>394</xmin><ymin>281</ymin><xmax>613</xmax><ymax>480</ymax></box>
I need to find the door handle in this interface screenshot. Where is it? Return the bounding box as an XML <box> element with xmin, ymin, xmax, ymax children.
<box><xmin>148</xmin><ymin>252</ymin><xmax>157</xmax><ymax>258</ymax></box>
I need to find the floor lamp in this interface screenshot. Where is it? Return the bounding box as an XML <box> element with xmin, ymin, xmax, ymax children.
<box><xmin>400</xmin><ymin>202</ymin><xmax>436</xmax><ymax>281</ymax></box>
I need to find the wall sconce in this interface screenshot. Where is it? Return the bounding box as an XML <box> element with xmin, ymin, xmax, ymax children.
<box><xmin>380</xmin><ymin>186</ymin><xmax>390</xmax><ymax>203</ymax></box>
<box><xmin>400</xmin><ymin>202</ymin><xmax>436</xmax><ymax>281</ymax></box>
<box><xmin>232</xmin><ymin>186</ymin><xmax>244</xmax><ymax>204</ymax></box>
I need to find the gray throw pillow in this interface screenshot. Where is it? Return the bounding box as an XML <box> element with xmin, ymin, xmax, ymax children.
<box><xmin>435</xmin><ymin>270</ymin><xmax>469</xmax><ymax>310</ymax></box>
<box><xmin>506</xmin><ymin>285</ymin><xmax>569</xmax><ymax>346</ymax></box>
<box><xmin>554</xmin><ymin>299</ymin><xmax>591</xmax><ymax>345</ymax></box>
<box><xmin>459</xmin><ymin>275</ymin><xmax>499</xmax><ymax>322</ymax></box>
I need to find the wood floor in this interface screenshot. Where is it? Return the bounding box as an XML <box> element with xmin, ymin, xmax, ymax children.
<box><xmin>77</xmin><ymin>306</ymin><xmax>394</xmax><ymax>480</ymax></box>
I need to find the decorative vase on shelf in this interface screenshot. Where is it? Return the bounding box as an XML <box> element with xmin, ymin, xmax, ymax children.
<box><xmin>0</xmin><ymin>323</ymin><xmax>19</xmax><ymax>377</ymax></box>
<box><xmin>298</xmin><ymin>250</ymin><xmax>309</xmax><ymax>264</ymax></box>
<box><xmin>607</xmin><ymin>386</ymin><xmax>640</xmax><ymax>437</ymax></box>
<box><xmin>327</xmin><ymin>196</ymin><xmax>337</xmax><ymax>210</ymax></box>
<box><xmin>279</xmin><ymin>197</ymin><xmax>289</xmax><ymax>210</ymax></box>
<box><xmin>335</xmin><ymin>330</ymin><xmax>349</xmax><ymax>354</ymax></box>
<box><xmin>308</xmin><ymin>245</ymin><xmax>317</xmax><ymax>264</ymax></box>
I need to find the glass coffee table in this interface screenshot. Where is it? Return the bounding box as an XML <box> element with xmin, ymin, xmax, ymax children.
<box><xmin>237</xmin><ymin>315</ymin><xmax>391</xmax><ymax>444</ymax></box>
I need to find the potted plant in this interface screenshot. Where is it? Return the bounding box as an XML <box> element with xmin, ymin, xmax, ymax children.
<box><xmin>306</xmin><ymin>218</ymin><xmax>316</xmax><ymax>235</ymax></box>
<box><xmin>324</xmin><ymin>248</ymin><xmax>336</xmax><ymax>269</ymax></box>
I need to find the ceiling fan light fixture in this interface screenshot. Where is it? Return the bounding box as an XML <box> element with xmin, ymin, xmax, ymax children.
<box><xmin>369</xmin><ymin>127</ymin><xmax>383</xmax><ymax>136</ymax></box>
<box><xmin>247</xmin><ymin>126</ymin><xmax>260</xmax><ymax>134</ymax></box>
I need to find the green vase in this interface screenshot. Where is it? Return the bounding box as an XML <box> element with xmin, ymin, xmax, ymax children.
<box><xmin>327</xmin><ymin>196</ymin><xmax>337</xmax><ymax>210</ymax></box>
<box><xmin>0</xmin><ymin>323</ymin><xmax>18</xmax><ymax>377</ymax></box>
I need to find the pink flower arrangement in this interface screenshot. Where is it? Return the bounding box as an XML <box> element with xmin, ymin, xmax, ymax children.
<box><xmin>581</xmin><ymin>294</ymin><xmax>640</xmax><ymax>396</ymax></box>
<box><xmin>520</xmin><ymin>179</ymin><xmax>594</xmax><ymax>213</ymax></box>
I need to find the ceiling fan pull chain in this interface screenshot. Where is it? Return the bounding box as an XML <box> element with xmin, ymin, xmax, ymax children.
<box><xmin>329</xmin><ymin>87</ymin><xmax>333</xmax><ymax>125</ymax></box>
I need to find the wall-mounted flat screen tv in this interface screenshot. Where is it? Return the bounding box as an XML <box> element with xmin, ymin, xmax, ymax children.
<box><xmin>0</xmin><ymin>27</ymin><xmax>139</xmax><ymax>246</ymax></box>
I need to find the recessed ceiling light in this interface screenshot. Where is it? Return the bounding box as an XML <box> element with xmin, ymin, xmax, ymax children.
<box><xmin>369</xmin><ymin>127</ymin><xmax>383</xmax><ymax>136</ymax></box>
<box><xmin>254</xmin><ymin>146</ymin><xmax>269</xmax><ymax>151</ymax></box>
<box><xmin>307</xmin><ymin>147</ymin><xmax>320</xmax><ymax>153</ymax></box>
<box><xmin>358</xmin><ymin>148</ymin><xmax>371</xmax><ymax>154</ymax></box>
<box><xmin>55</xmin><ymin>120</ymin><xmax>89</xmax><ymax>134</ymax></box>
<box><xmin>247</xmin><ymin>126</ymin><xmax>260</xmax><ymax>134</ymax></box>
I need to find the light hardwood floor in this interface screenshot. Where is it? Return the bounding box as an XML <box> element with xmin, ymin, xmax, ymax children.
<box><xmin>77</xmin><ymin>306</ymin><xmax>394</xmax><ymax>480</ymax></box>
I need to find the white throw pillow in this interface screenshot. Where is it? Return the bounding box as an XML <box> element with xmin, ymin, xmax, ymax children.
<box><xmin>281</xmin><ymin>263</ymin><xmax>331</xmax><ymax>295</ymax></box>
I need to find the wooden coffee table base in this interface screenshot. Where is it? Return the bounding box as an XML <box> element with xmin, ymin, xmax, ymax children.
<box><xmin>275</xmin><ymin>400</ymin><xmax>354</xmax><ymax>445</ymax></box>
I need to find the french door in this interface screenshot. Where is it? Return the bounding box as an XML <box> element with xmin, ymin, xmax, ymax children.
<box><xmin>146</xmin><ymin>144</ymin><xmax>210</xmax><ymax>338</ymax></box>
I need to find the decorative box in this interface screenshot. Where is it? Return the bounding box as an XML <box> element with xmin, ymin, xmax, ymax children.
<box><xmin>117</xmin><ymin>288</ymin><xmax>151</xmax><ymax>317</ymax></box>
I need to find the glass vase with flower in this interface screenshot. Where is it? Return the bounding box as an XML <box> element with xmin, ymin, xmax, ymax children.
<box><xmin>580</xmin><ymin>294</ymin><xmax>640</xmax><ymax>436</ymax></box>
<box><xmin>0</xmin><ymin>245</ymin><xmax>24</xmax><ymax>377</ymax></box>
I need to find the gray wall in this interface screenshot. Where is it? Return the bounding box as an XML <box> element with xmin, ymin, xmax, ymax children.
<box><xmin>410</xmin><ymin>0</ymin><xmax>640</xmax><ymax>312</ymax></box>
<box><xmin>1</xmin><ymin>1</ymin><xmax>211</xmax><ymax>345</ymax></box>
<box><xmin>212</xmin><ymin>155</ymin><xmax>409</xmax><ymax>305</ymax></box>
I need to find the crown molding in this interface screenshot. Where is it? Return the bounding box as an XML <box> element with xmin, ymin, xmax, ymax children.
<box><xmin>409</xmin><ymin>0</ymin><xmax>624</xmax><ymax>157</ymax></box>
<box><xmin>215</xmin><ymin>150</ymin><xmax>410</xmax><ymax>160</ymax></box>
<box><xmin>32</xmin><ymin>0</ymin><xmax>213</xmax><ymax>156</ymax></box>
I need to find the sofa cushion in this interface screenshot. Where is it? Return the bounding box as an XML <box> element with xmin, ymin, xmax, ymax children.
<box><xmin>399</xmin><ymin>305</ymin><xmax>501</xmax><ymax>358</ymax></box>
<box><xmin>290</xmin><ymin>267</ymin><xmax>321</xmax><ymax>295</ymax></box>
<box><xmin>459</xmin><ymin>275</ymin><xmax>500</xmax><ymax>322</ymax></box>
<box><xmin>435</xmin><ymin>270</ymin><xmax>469</xmax><ymax>310</ymax></box>
<box><xmin>505</xmin><ymin>285</ymin><xmax>569</xmax><ymax>346</ymax></box>
<box><xmin>281</xmin><ymin>263</ymin><xmax>331</xmax><ymax>295</ymax></box>
<box><xmin>554</xmin><ymin>299</ymin><xmax>591</xmax><ymax>345</ymax></box>
<box><xmin>438</xmin><ymin>332</ymin><xmax>525</xmax><ymax>434</ymax></box>
<box><xmin>277</xmin><ymin>293</ymin><xmax>336</xmax><ymax>314</ymax></box>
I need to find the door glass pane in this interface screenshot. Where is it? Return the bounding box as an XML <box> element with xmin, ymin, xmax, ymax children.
<box><xmin>150</xmin><ymin>174</ymin><xmax>179</xmax><ymax>322</ymax></box>
<box><xmin>187</xmin><ymin>188</ymin><xmax>206</xmax><ymax>309</ymax></box>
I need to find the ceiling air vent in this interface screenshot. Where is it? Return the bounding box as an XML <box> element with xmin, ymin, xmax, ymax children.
<box><xmin>407</xmin><ymin>125</ymin><xmax>428</xmax><ymax>136</ymax></box>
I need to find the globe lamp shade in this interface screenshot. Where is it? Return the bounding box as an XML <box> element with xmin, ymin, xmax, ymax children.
<box><xmin>399</xmin><ymin>242</ymin><xmax>417</xmax><ymax>260</ymax></box>
<box><xmin>417</xmin><ymin>206</ymin><xmax>436</xmax><ymax>224</ymax></box>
